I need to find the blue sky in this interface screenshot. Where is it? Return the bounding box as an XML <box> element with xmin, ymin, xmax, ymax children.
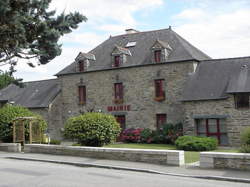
<box><xmin>4</xmin><ymin>0</ymin><xmax>250</xmax><ymax>81</ymax></box>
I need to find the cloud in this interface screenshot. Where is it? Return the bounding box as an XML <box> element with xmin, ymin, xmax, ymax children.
<box><xmin>174</xmin><ymin>4</ymin><xmax>250</xmax><ymax>58</ymax></box>
<box><xmin>50</xmin><ymin>0</ymin><xmax>163</xmax><ymax>26</ymax></box>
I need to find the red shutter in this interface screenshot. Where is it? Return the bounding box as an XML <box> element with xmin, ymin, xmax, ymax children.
<box><xmin>114</xmin><ymin>83</ymin><xmax>123</xmax><ymax>100</ymax></box>
<box><xmin>155</xmin><ymin>79</ymin><xmax>164</xmax><ymax>98</ymax></box>
<box><xmin>114</xmin><ymin>56</ymin><xmax>120</xmax><ymax>67</ymax></box>
<box><xmin>156</xmin><ymin>114</ymin><xmax>167</xmax><ymax>129</ymax></box>
<box><xmin>78</xmin><ymin>86</ymin><xmax>86</xmax><ymax>104</ymax></box>
<box><xmin>154</xmin><ymin>50</ymin><xmax>161</xmax><ymax>63</ymax></box>
<box><xmin>79</xmin><ymin>61</ymin><xmax>84</xmax><ymax>72</ymax></box>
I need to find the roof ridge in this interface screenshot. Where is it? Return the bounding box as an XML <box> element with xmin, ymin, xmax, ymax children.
<box><xmin>110</xmin><ymin>28</ymin><xmax>171</xmax><ymax>38</ymax></box>
<box><xmin>24</xmin><ymin>78</ymin><xmax>58</xmax><ymax>84</ymax></box>
<box><xmin>202</xmin><ymin>56</ymin><xmax>250</xmax><ymax>62</ymax></box>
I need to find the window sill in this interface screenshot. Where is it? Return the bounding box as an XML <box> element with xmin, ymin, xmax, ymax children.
<box><xmin>114</xmin><ymin>99</ymin><xmax>124</xmax><ymax>104</ymax></box>
<box><xmin>154</xmin><ymin>96</ymin><xmax>165</xmax><ymax>102</ymax></box>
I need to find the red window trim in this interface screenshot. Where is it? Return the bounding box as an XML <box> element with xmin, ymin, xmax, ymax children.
<box><xmin>78</xmin><ymin>85</ymin><xmax>86</xmax><ymax>104</ymax></box>
<box><xmin>154</xmin><ymin>50</ymin><xmax>161</xmax><ymax>63</ymax></box>
<box><xmin>115</xmin><ymin>115</ymin><xmax>126</xmax><ymax>130</ymax></box>
<box><xmin>156</xmin><ymin>114</ymin><xmax>167</xmax><ymax>129</ymax></box>
<box><xmin>155</xmin><ymin>79</ymin><xmax>165</xmax><ymax>99</ymax></box>
<box><xmin>114</xmin><ymin>83</ymin><xmax>123</xmax><ymax>101</ymax></box>
<box><xmin>196</xmin><ymin>118</ymin><xmax>227</xmax><ymax>145</ymax></box>
<box><xmin>114</xmin><ymin>56</ymin><xmax>120</xmax><ymax>67</ymax></box>
<box><xmin>78</xmin><ymin>61</ymin><xmax>84</xmax><ymax>72</ymax></box>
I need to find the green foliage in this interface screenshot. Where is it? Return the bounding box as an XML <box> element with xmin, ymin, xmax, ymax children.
<box><xmin>0</xmin><ymin>104</ymin><xmax>47</xmax><ymax>142</ymax></box>
<box><xmin>0</xmin><ymin>0</ymin><xmax>87</xmax><ymax>66</ymax></box>
<box><xmin>64</xmin><ymin>112</ymin><xmax>121</xmax><ymax>147</ymax></box>
<box><xmin>239</xmin><ymin>144</ymin><xmax>250</xmax><ymax>153</ymax></box>
<box><xmin>0</xmin><ymin>71</ymin><xmax>22</xmax><ymax>89</ymax></box>
<box><xmin>175</xmin><ymin>136</ymin><xmax>218</xmax><ymax>151</ymax></box>
<box><xmin>140</xmin><ymin>128</ymin><xmax>153</xmax><ymax>143</ymax></box>
<box><xmin>49</xmin><ymin>139</ymin><xmax>61</xmax><ymax>145</ymax></box>
<box><xmin>240</xmin><ymin>127</ymin><xmax>250</xmax><ymax>153</ymax></box>
<box><xmin>240</xmin><ymin>127</ymin><xmax>250</xmax><ymax>145</ymax></box>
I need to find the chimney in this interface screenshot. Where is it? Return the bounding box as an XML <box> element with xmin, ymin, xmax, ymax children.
<box><xmin>125</xmin><ymin>28</ymin><xmax>139</xmax><ymax>34</ymax></box>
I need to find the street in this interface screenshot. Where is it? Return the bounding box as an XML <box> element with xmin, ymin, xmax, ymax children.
<box><xmin>0</xmin><ymin>158</ymin><xmax>248</xmax><ymax>187</ymax></box>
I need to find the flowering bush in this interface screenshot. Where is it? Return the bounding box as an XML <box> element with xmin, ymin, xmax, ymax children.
<box><xmin>120</xmin><ymin>128</ymin><xmax>144</xmax><ymax>143</ymax></box>
<box><xmin>119</xmin><ymin>123</ymin><xmax>183</xmax><ymax>144</ymax></box>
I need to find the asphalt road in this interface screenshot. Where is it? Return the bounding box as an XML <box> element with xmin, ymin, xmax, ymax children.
<box><xmin>0</xmin><ymin>158</ymin><xmax>248</xmax><ymax>187</ymax></box>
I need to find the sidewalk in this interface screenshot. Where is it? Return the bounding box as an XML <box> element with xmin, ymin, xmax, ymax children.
<box><xmin>0</xmin><ymin>151</ymin><xmax>249</xmax><ymax>183</ymax></box>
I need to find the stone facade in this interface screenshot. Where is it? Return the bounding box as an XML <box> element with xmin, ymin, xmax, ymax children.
<box><xmin>183</xmin><ymin>95</ymin><xmax>250</xmax><ymax>146</ymax></box>
<box><xmin>59</xmin><ymin>61</ymin><xmax>195</xmax><ymax>131</ymax></box>
<box><xmin>31</xmin><ymin>93</ymin><xmax>63</xmax><ymax>140</ymax></box>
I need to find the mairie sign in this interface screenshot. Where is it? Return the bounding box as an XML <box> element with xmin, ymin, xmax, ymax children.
<box><xmin>107</xmin><ymin>105</ymin><xmax>131</xmax><ymax>112</ymax></box>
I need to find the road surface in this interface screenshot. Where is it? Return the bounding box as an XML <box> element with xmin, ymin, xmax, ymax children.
<box><xmin>0</xmin><ymin>158</ymin><xmax>248</xmax><ymax>187</ymax></box>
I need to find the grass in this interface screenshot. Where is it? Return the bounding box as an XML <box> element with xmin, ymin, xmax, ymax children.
<box><xmin>104</xmin><ymin>143</ymin><xmax>239</xmax><ymax>164</ymax></box>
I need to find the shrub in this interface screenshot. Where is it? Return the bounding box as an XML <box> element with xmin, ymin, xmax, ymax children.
<box><xmin>239</xmin><ymin>144</ymin><xmax>250</xmax><ymax>153</ymax></box>
<box><xmin>140</xmin><ymin>128</ymin><xmax>153</xmax><ymax>143</ymax></box>
<box><xmin>151</xmin><ymin>123</ymin><xmax>183</xmax><ymax>144</ymax></box>
<box><xmin>64</xmin><ymin>112</ymin><xmax>121</xmax><ymax>146</ymax></box>
<box><xmin>0</xmin><ymin>104</ymin><xmax>47</xmax><ymax>142</ymax></box>
<box><xmin>240</xmin><ymin>127</ymin><xmax>250</xmax><ymax>153</ymax></box>
<box><xmin>49</xmin><ymin>139</ymin><xmax>61</xmax><ymax>145</ymax></box>
<box><xmin>240</xmin><ymin>127</ymin><xmax>250</xmax><ymax>145</ymax></box>
<box><xmin>120</xmin><ymin>128</ymin><xmax>144</xmax><ymax>143</ymax></box>
<box><xmin>175</xmin><ymin>136</ymin><xmax>218</xmax><ymax>151</ymax></box>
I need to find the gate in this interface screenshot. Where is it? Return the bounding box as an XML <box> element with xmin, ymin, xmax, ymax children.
<box><xmin>13</xmin><ymin>117</ymin><xmax>43</xmax><ymax>144</ymax></box>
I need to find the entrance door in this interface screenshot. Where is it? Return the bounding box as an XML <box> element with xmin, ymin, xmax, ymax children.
<box><xmin>115</xmin><ymin>115</ymin><xmax>126</xmax><ymax>130</ymax></box>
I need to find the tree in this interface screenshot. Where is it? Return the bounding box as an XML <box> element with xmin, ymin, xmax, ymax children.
<box><xmin>0</xmin><ymin>0</ymin><xmax>87</xmax><ymax>67</ymax></box>
<box><xmin>0</xmin><ymin>70</ymin><xmax>22</xmax><ymax>89</ymax></box>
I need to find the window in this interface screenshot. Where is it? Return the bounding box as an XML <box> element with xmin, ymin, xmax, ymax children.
<box><xmin>196</xmin><ymin>118</ymin><xmax>228</xmax><ymax>145</ymax></box>
<box><xmin>115</xmin><ymin>115</ymin><xmax>126</xmax><ymax>130</ymax></box>
<box><xmin>78</xmin><ymin>61</ymin><xmax>84</xmax><ymax>72</ymax></box>
<box><xmin>154</xmin><ymin>79</ymin><xmax>165</xmax><ymax>101</ymax></box>
<box><xmin>235</xmin><ymin>93</ymin><xmax>249</xmax><ymax>109</ymax></box>
<box><xmin>78</xmin><ymin>85</ymin><xmax>86</xmax><ymax>104</ymax></box>
<box><xmin>114</xmin><ymin>56</ymin><xmax>120</xmax><ymax>67</ymax></box>
<box><xmin>156</xmin><ymin>114</ymin><xmax>167</xmax><ymax>129</ymax></box>
<box><xmin>114</xmin><ymin>83</ymin><xmax>123</xmax><ymax>104</ymax></box>
<box><xmin>154</xmin><ymin>50</ymin><xmax>161</xmax><ymax>63</ymax></box>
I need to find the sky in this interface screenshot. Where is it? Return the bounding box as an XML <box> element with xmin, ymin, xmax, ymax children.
<box><xmin>4</xmin><ymin>0</ymin><xmax>250</xmax><ymax>81</ymax></box>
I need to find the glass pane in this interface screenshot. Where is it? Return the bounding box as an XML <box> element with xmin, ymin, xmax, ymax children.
<box><xmin>197</xmin><ymin>119</ymin><xmax>206</xmax><ymax>133</ymax></box>
<box><xmin>219</xmin><ymin>119</ymin><xmax>227</xmax><ymax>133</ymax></box>
<box><xmin>208</xmin><ymin>119</ymin><xmax>217</xmax><ymax>133</ymax></box>
<box><xmin>198</xmin><ymin>133</ymin><xmax>206</xmax><ymax>137</ymax></box>
<box><xmin>209</xmin><ymin>135</ymin><xmax>218</xmax><ymax>142</ymax></box>
<box><xmin>220</xmin><ymin>134</ymin><xmax>229</xmax><ymax>145</ymax></box>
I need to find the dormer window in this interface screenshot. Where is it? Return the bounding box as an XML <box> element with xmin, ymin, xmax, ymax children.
<box><xmin>111</xmin><ymin>45</ymin><xmax>131</xmax><ymax>68</ymax></box>
<box><xmin>114</xmin><ymin>56</ymin><xmax>120</xmax><ymax>67</ymax></box>
<box><xmin>75</xmin><ymin>52</ymin><xmax>96</xmax><ymax>72</ymax></box>
<box><xmin>154</xmin><ymin>50</ymin><xmax>161</xmax><ymax>63</ymax></box>
<box><xmin>151</xmin><ymin>39</ymin><xmax>172</xmax><ymax>63</ymax></box>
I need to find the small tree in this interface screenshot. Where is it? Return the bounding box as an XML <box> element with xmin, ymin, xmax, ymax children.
<box><xmin>0</xmin><ymin>104</ymin><xmax>47</xmax><ymax>142</ymax></box>
<box><xmin>64</xmin><ymin>112</ymin><xmax>121</xmax><ymax>147</ymax></box>
<box><xmin>240</xmin><ymin>127</ymin><xmax>250</xmax><ymax>153</ymax></box>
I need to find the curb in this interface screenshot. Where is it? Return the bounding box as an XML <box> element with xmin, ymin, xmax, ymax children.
<box><xmin>5</xmin><ymin>156</ymin><xmax>250</xmax><ymax>184</ymax></box>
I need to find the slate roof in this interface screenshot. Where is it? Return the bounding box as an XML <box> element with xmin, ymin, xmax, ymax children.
<box><xmin>182</xmin><ymin>56</ymin><xmax>250</xmax><ymax>101</ymax></box>
<box><xmin>0</xmin><ymin>79</ymin><xmax>61</xmax><ymax>108</ymax></box>
<box><xmin>56</xmin><ymin>28</ymin><xmax>211</xmax><ymax>76</ymax></box>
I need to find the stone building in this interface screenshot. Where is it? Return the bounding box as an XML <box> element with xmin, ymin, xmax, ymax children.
<box><xmin>0</xmin><ymin>79</ymin><xmax>63</xmax><ymax>139</ymax></box>
<box><xmin>182</xmin><ymin>57</ymin><xmax>250</xmax><ymax>146</ymax></box>
<box><xmin>1</xmin><ymin>27</ymin><xmax>250</xmax><ymax>146</ymax></box>
<box><xmin>56</xmin><ymin>27</ymin><xmax>209</xmax><ymax>134</ymax></box>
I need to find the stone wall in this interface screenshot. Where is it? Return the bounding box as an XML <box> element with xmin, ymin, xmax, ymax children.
<box><xmin>183</xmin><ymin>95</ymin><xmax>250</xmax><ymax>146</ymax></box>
<box><xmin>24</xmin><ymin>144</ymin><xmax>185</xmax><ymax>166</ymax></box>
<box><xmin>31</xmin><ymin>92</ymin><xmax>63</xmax><ymax>140</ymax></box>
<box><xmin>200</xmin><ymin>152</ymin><xmax>250</xmax><ymax>170</ymax></box>
<box><xmin>59</xmin><ymin>61</ymin><xmax>195</xmax><ymax>130</ymax></box>
<box><xmin>0</xmin><ymin>143</ymin><xmax>21</xmax><ymax>152</ymax></box>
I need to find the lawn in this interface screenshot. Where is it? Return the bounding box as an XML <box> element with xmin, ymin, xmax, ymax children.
<box><xmin>104</xmin><ymin>143</ymin><xmax>238</xmax><ymax>164</ymax></box>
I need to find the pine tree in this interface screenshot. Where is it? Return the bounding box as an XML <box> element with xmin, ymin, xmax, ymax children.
<box><xmin>0</xmin><ymin>0</ymin><xmax>87</xmax><ymax>67</ymax></box>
